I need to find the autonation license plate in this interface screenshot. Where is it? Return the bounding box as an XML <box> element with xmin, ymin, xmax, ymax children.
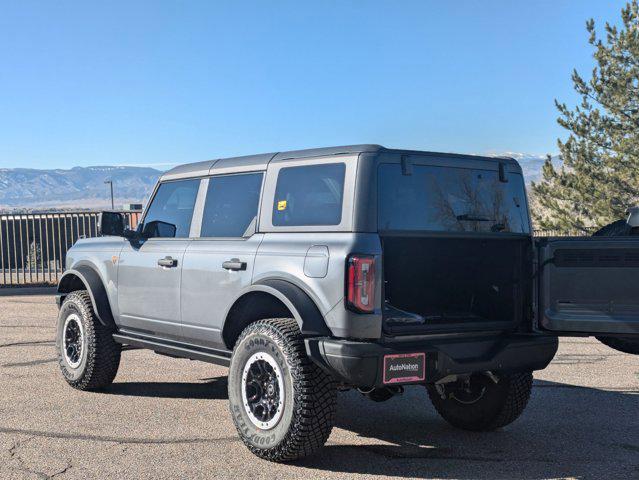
<box><xmin>383</xmin><ymin>352</ymin><xmax>426</xmax><ymax>384</ymax></box>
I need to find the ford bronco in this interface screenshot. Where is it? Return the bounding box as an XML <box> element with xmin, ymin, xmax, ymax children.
<box><xmin>55</xmin><ymin>145</ymin><xmax>639</xmax><ymax>461</ymax></box>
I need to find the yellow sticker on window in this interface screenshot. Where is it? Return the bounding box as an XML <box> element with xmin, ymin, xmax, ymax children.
<box><xmin>277</xmin><ymin>200</ymin><xmax>287</xmax><ymax>211</ymax></box>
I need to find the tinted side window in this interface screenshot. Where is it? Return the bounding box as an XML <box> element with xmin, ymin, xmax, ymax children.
<box><xmin>201</xmin><ymin>173</ymin><xmax>263</xmax><ymax>237</ymax></box>
<box><xmin>142</xmin><ymin>179</ymin><xmax>200</xmax><ymax>238</ymax></box>
<box><xmin>272</xmin><ymin>163</ymin><xmax>345</xmax><ymax>226</ymax></box>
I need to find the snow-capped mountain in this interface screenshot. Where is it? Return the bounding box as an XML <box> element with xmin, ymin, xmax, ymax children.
<box><xmin>0</xmin><ymin>152</ymin><xmax>560</xmax><ymax>210</ymax></box>
<box><xmin>0</xmin><ymin>166</ymin><xmax>161</xmax><ymax>210</ymax></box>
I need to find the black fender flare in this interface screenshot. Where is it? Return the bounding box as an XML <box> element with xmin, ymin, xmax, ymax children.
<box><xmin>221</xmin><ymin>279</ymin><xmax>331</xmax><ymax>348</ymax></box>
<box><xmin>252</xmin><ymin>279</ymin><xmax>331</xmax><ymax>337</ymax></box>
<box><xmin>57</xmin><ymin>266</ymin><xmax>116</xmax><ymax>330</ymax></box>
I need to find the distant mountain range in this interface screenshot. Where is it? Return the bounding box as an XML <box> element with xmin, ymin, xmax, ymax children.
<box><xmin>0</xmin><ymin>153</ymin><xmax>562</xmax><ymax>211</ymax></box>
<box><xmin>492</xmin><ymin>152</ymin><xmax>562</xmax><ymax>184</ymax></box>
<box><xmin>0</xmin><ymin>166</ymin><xmax>161</xmax><ymax>210</ymax></box>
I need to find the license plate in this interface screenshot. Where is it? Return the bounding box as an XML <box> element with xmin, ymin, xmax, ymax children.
<box><xmin>383</xmin><ymin>352</ymin><xmax>426</xmax><ymax>384</ymax></box>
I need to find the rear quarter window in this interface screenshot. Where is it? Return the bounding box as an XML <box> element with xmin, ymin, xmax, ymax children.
<box><xmin>272</xmin><ymin>163</ymin><xmax>346</xmax><ymax>226</ymax></box>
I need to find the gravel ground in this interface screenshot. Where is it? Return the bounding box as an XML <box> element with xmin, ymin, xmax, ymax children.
<box><xmin>0</xmin><ymin>294</ymin><xmax>637</xmax><ymax>480</ymax></box>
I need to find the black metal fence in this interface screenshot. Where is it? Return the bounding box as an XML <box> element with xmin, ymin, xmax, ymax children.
<box><xmin>533</xmin><ymin>227</ymin><xmax>597</xmax><ymax>237</ymax></box>
<box><xmin>0</xmin><ymin>211</ymin><xmax>141</xmax><ymax>286</ymax></box>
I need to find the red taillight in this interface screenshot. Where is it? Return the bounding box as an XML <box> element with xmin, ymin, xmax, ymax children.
<box><xmin>346</xmin><ymin>255</ymin><xmax>376</xmax><ymax>313</ymax></box>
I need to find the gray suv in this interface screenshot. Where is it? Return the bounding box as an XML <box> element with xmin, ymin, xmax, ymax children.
<box><xmin>55</xmin><ymin>145</ymin><xmax>639</xmax><ymax>461</ymax></box>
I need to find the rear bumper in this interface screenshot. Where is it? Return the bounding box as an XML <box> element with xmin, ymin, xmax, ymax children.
<box><xmin>305</xmin><ymin>333</ymin><xmax>558</xmax><ymax>388</ymax></box>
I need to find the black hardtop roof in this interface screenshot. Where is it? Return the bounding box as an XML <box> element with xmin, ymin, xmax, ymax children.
<box><xmin>160</xmin><ymin>144</ymin><xmax>519</xmax><ymax>181</ymax></box>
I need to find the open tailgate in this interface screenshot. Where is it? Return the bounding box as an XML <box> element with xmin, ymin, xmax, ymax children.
<box><xmin>537</xmin><ymin>237</ymin><xmax>639</xmax><ymax>335</ymax></box>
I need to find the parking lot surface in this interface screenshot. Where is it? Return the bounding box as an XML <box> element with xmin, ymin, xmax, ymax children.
<box><xmin>0</xmin><ymin>294</ymin><xmax>637</xmax><ymax>479</ymax></box>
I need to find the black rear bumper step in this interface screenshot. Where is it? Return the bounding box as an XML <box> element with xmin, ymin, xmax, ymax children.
<box><xmin>112</xmin><ymin>333</ymin><xmax>232</xmax><ymax>367</ymax></box>
<box><xmin>305</xmin><ymin>333</ymin><xmax>558</xmax><ymax>388</ymax></box>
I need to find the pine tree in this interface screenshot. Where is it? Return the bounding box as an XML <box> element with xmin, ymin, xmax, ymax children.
<box><xmin>532</xmin><ymin>1</ymin><xmax>639</xmax><ymax>232</ymax></box>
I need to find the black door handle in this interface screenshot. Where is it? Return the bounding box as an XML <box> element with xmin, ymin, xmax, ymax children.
<box><xmin>157</xmin><ymin>256</ymin><xmax>178</xmax><ymax>268</ymax></box>
<box><xmin>222</xmin><ymin>258</ymin><xmax>247</xmax><ymax>271</ymax></box>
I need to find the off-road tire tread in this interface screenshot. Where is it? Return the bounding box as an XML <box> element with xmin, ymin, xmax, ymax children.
<box><xmin>595</xmin><ymin>336</ymin><xmax>639</xmax><ymax>354</ymax></box>
<box><xmin>230</xmin><ymin>318</ymin><xmax>337</xmax><ymax>462</ymax></box>
<box><xmin>57</xmin><ymin>290</ymin><xmax>121</xmax><ymax>390</ymax></box>
<box><xmin>427</xmin><ymin>372</ymin><xmax>533</xmax><ymax>431</ymax></box>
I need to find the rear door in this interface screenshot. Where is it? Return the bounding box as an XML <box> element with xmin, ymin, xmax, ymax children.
<box><xmin>180</xmin><ymin>172</ymin><xmax>264</xmax><ymax>349</ymax></box>
<box><xmin>537</xmin><ymin>237</ymin><xmax>639</xmax><ymax>335</ymax></box>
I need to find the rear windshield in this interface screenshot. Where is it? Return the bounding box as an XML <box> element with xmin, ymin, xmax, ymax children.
<box><xmin>378</xmin><ymin>163</ymin><xmax>530</xmax><ymax>234</ymax></box>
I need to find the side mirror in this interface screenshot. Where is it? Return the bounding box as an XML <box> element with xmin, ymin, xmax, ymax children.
<box><xmin>99</xmin><ymin>212</ymin><xmax>126</xmax><ymax>237</ymax></box>
<box><xmin>142</xmin><ymin>220</ymin><xmax>177</xmax><ymax>239</ymax></box>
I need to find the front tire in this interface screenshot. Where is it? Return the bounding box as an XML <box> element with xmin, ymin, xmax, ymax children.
<box><xmin>56</xmin><ymin>290</ymin><xmax>121</xmax><ymax>390</ymax></box>
<box><xmin>426</xmin><ymin>372</ymin><xmax>533</xmax><ymax>431</ymax></box>
<box><xmin>228</xmin><ymin>318</ymin><xmax>337</xmax><ymax>462</ymax></box>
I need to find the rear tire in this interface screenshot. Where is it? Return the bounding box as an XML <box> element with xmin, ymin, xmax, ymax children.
<box><xmin>228</xmin><ymin>318</ymin><xmax>337</xmax><ymax>462</ymax></box>
<box><xmin>592</xmin><ymin>219</ymin><xmax>633</xmax><ymax>237</ymax></box>
<box><xmin>56</xmin><ymin>290</ymin><xmax>121</xmax><ymax>390</ymax></box>
<box><xmin>426</xmin><ymin>372</ymin><xmax>533</xmax><ymax>431</ymax></box>
<box><xmin>596</xmin><ymin>336</ymin><xmax>639</xmax><ymax>355</ymax></box>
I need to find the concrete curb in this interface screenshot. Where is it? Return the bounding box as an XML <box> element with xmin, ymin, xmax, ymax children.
<box><xmin>0</xmin><ymin>286</ymin><xmax>57</xmax><ymax>296</ymax></box>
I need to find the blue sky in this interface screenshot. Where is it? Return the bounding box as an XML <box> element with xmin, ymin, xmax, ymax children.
<box><xmin>0</xmin><ymin>0</ymin><xmax>628</xmax><ymax>170</ymax></box>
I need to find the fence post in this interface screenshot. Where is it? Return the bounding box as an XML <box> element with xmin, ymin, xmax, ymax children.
<box><xmin>52</xmin><ymin>214</ymin><xmax>59</xmax><ymax>281</ymax></box>
<box><xmin>12</xmin><ymin>217</ymin><xmax>18</xmax><ymax>286</ymax></box>
<box><xmin>0</xmin><ymin>215</ymin><xmax>5</xmax><ymax>286</ymax></box>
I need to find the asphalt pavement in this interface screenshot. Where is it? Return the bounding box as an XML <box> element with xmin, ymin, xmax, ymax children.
<box><xmin>0</xmin><ymin>294</ymin><xmax>637</xmax><ymax>479</ymax></box>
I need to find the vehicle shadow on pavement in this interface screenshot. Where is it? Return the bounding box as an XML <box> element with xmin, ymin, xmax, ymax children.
<box><xmin>103</xmin><ymin>376</ymin><xmax>228</xmax><ymax>400</ymax></box>
<box><xmin>296</xmin><ymin>379</ymin><xmax>639</xmax><ymax>479</ymax></box>
<box><xmin>93</xmin><ymin>375</ymin><xmax>638</xmax><ymax>478</ymax></box>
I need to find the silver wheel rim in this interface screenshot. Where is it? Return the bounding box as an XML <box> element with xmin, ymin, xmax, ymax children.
<box><xmin>241</xmin><ymin>352</ymin><xmax>285</xmax><ymax>430</ymax></box>
<box><xmin>63</xmin><ymin>313</ymin><xmax>84</xmax><ymax>369</ymax></box>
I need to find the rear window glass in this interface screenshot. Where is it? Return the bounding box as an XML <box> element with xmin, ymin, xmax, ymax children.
<box><xmin>378</xmin><ymin>164</ymin><xmax>530</xmax><ymax>234</ymax></box>
<box><xmin>201</xmin><ymin>173</ymin><xmax>263</xmax><ymax>238</ymax></box>
<box><xmin>272</xmin><ymin>163</ymin><xmax>345</xmax><ymax>226</ymax></box>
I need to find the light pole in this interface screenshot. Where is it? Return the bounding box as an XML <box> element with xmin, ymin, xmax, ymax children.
<box><xmin>104</xmin><ymin>180</ymin><xmax>114</xmax><ymax>210</ymax></box>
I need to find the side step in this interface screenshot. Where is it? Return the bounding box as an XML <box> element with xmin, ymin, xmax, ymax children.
<box><xmin>112</xmin><ymin>333</ymin><xmax>232</xmax><ymax>367</ymax></box>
